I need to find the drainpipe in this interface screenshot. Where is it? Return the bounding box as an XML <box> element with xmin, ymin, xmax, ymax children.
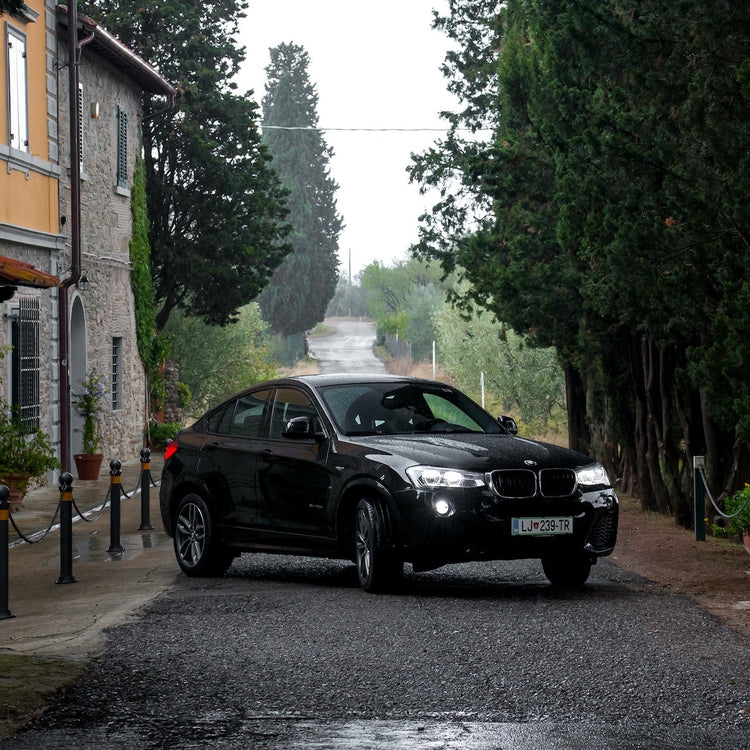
<box><xmin>59</xmin><ymin>0</ymin><xmax>81</xmax><ymax>473</ymax></box>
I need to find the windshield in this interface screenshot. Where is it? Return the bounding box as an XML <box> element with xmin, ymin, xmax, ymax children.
<box><xmin>319</xmin><ymin>382</ymin><xmax>505</xmax><ymax>436</ymax></box>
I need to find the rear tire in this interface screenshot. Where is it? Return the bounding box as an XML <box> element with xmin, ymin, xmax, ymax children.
<box><xmin>542</xmin><ymin>552</ymin><xmax>592</xmax><ymax>588</ymax></box>
<box><xmin>354</xmin><ymin>498</ymin><xmax>402</xmax><ymax>592</ymax></box>
<box><xmin>173</xmin><ymin>494</ymin><xmax>233</xmax><ymax>577</ymax></box>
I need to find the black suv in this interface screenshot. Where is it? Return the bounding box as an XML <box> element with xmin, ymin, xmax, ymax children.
<box><xmin>160</xmin><ymin>374</ymin><xmax>618</xmax><ymax>591</ymax></box>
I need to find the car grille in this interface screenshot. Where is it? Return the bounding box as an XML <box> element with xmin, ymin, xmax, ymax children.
<box><xmin>490</xmin><ymin>469</ymin><xmax>536</xmax><ymax>498</ymax></box>
<box><xmin>539</xmin><ymin>468</ymin><xmax>577</xmax><ymax>497</ymax></box>
<box><xmin>489</xmin><ymin>468</ymin><xmax>577</xmax><ymax>499</ymax></box>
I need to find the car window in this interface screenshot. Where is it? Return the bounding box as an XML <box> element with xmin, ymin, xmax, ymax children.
<box><xmin>205</xmin><ymin>389</ymin><xmax>272</xmax><ymax>437</ymax></box>
<box><xmin>205</xmin><ymin>403</ymin><xmax>230</xmax><ymax>434</ymax></box>
<box><xmin>268</xmin><ymin>388</ymin><xmax>319</xmax><ymax>440</ymax></box>
<box><xmin>422</xmin><ymin>393</ymin><xmax>483</xmax><ymax>431</ymax></box>
<box><xmin>320</xmin><ymin>382</ymin><xmax>503</xmax><ymax>435</ymax></box>
<box><xmin>320</xmin><ymin>385</ymin><xmax>375</xmax><ymax>433</ymax></box>
<box><xmin>229</xmin><ymin>390</ymin><xmax>273</xmax><ymax>438</ymax></box>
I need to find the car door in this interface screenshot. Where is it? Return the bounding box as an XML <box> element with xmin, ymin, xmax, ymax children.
<box><xmin>255</xmin><ymin>386</ymin><xmax>333</xmax><ymax>541</ymax></box>
<box><xmin>201</xmin><ymin>389</ymin><xmax>273</xmax><ymax>527</ymax></box>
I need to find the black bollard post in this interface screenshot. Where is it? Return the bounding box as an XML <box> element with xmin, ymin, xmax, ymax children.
<box><xmin>138</xmin><ymin>447</ymin><xmax>153</xmax><ymax>531</ymax></box>
<box><xmin>693</xmin><ymin>456</ymin><xmax>706</xmax><ymax>542</ymax></box>
<box><xmin>0</xmin><ymin>485</ymin><xmax>14</xmax><ymax>619</ymax></box>
<box><xmin>108</xmin><ymin>459</ymin><xmax>124</xmax><ymax>557</ymax></box>
<box><xmin>56</xmin><ymin>472</ymin><xmax>77</xmax><ymax>584</ymax></box>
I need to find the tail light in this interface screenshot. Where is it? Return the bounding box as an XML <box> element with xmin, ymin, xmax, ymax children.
<box><xmin>164</xmin><ymin>440</ymin><xmax>178</xmax><ymax>461</ymax></box>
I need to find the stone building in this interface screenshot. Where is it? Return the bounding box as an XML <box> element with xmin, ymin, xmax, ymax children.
<box><xmin>0</xmin><ymin>0</ymin><xmax>174</xmax><ymax>481</ymax></box>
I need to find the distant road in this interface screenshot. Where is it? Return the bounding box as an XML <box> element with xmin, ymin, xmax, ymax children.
<box><xmin>310</xmin><ymin>319</ymin><xmax>386</xmax><ymax>374</ymax></box>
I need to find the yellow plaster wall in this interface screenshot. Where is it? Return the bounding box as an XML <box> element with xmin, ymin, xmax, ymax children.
<box><xmin>0</xmin><ymin>1</ymin><xmax>60</xmax><ymax>235</ymax></box>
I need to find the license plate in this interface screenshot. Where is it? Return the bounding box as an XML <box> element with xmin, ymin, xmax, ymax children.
<box><xmin>511</xmin><ymin>517</ymin><xmax>573</xmax><ymax>536</ymax></box>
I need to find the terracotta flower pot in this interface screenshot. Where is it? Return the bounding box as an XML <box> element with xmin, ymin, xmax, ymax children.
<box><xmin>73</xmin><ymin>453</ymin><xmax>104</xmax><ymax>481</ymax></box>
<box><xmin>0</xmin><ymin>472</ymin><xmax>29</xmax><ymax>512</ymax></box>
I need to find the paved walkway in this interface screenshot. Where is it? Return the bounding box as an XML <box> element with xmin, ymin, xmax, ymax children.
<box><xmin>1</xmin><ymin>452</ymin><xmax>177</xmax><ymax>657</ymax></box>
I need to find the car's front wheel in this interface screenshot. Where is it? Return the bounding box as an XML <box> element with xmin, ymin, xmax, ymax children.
<box><xmin>173</xmin><ymin>494</ymin><xmax>233</xmax><ymax>577</ymax></box>
<box><xmin>354</xmin><ymin>498</ymin><xmax>402</xmax><ymax>592</ymax></box>
<box><xmin>541</xmin><ymin>552</ymin><xmax>592</xmax><ymax>588</ymax></box>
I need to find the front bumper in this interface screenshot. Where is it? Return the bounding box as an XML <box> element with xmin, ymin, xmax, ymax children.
<box><xmin>395</xmin><ymin>486</ymin><xmax>619</xmax><ymax>569</ymax></box>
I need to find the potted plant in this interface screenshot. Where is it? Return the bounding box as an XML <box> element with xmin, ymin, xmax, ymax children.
<box><xmin>72</xmin><ymin>367</ymin><xmax>106</xmax><ymax>480</ymax></box>
<box><xmin>145</xmin><ymin>420</ymin><xmax>182</xmax><ymax>452</ymax></box>
<box><xmin>0</xmin><ymin>407</ymin><xmax>60</xmax><ymax>511</ymax></box>
<box><xmin>725</xmin><ymin>484</ymin><xmax>750</xmax><ymax>554</ymax></box>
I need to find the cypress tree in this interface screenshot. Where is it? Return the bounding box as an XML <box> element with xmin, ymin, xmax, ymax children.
<box><xmin>256</xmin><ymin>43</ymin><xmax>343</xmax><ymax>336</ymax></box>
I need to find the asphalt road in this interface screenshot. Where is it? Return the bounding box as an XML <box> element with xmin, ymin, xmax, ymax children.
<box><xmin>2</xmin><ymin>555</ymin><xmax>749</xmax><ymax>749</ymax></box>
<box><xmin>2</xmin><ymin>321</ymin><xmax>749</xmax><ymax>749</ymax></box>
<box><xmin>309</xmin><ymin>319</ymin><xmax>385</xmax><ymax>374</ymax></box>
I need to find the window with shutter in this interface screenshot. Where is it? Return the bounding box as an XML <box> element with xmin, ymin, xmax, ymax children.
<box><xmin>6</xmin><ymin>26</ymin><xmax>29</xmax><ymax>152</ymax></box>
<box><xmin>116</xmin><ymin>106</ymin><xmax>128</xmax><ymax>188</ymax></box>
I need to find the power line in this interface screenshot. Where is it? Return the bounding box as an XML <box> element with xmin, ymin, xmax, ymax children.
<box><xmin>259</xmin><ymin>124</ymin><xmax>492</xmax><ymax>132</ymax></box>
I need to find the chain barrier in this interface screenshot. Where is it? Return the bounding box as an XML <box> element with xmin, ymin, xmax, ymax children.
<box><xmin>72</xmin><ymin>487</ymin><xmax>110</xmax><ymax>523</ymax></box>
<box><xmin>6</xmin><ymin>449</ymin><xmax>159</xmax><ymax>544</ymax></box>
<box><xmin>9</xmin><ymin>500</ymin><xmax>62</xmax><ymax>545</ymax></box>
<box><xmin>698</xmin><ymin>467</ymin><xmax>750</xmax><ymax>520</ymax></box>
<box><xmin>3</xmin><ymin>451</ymin><xmax>161</xmax><ymax>612</ymax></box>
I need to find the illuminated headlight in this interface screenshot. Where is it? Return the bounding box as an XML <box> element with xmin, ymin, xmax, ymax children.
<box><xmin>433</xmin><ymin>498</ymin><xmax>454</xmax><ymax>516</ymax></box>
<box><xmin>406</xmin><ymin>466</ymin><xmax>486</xmax><ymax>489</ymax></box>
<box><xmin>575</xmin><ymin>463</ymin><xmax>611</xmax><ymax>487</ymax></box>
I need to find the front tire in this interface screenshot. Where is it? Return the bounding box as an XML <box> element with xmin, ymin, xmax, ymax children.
<box><xmin>542</xmin><ymin>552</ymin><xmax>593</xmax><ymax>588</ymax></box>
<box><xmin>354</xmin><ymin>498</ymin><xmax>402</xmax><ymax>592</ymax></box>
<box><xmin>173</xmin><ymin>494</ymin><xmax>233</xmax><ymax>577</ymax></box>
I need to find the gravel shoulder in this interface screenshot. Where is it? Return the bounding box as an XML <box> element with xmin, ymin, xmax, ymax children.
<box><xmin>612</xmin><ymin>493</ymin><xmax>750</xmax><ymax>637</ymax></box>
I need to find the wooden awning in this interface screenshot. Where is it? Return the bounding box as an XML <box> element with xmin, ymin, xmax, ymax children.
<box><xmin>0</xmin><ymin>255</ymin><xmax>60</xmax><ymax>288</ymax></box>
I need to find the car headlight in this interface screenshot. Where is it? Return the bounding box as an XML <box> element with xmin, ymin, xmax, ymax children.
<box><xmin>406</xmin><ymin>466</ymin><xmax>486</xmax><ymax>489</ymax></box>
<box><xmin>575</xmin><ymin>463</ymin><xmax>611</xmax><ymax>487</ymax></box>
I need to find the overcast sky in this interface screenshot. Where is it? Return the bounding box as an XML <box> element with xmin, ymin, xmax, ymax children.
<box><xmin>234</xmin><ymin>0</ymin><xmax>455</xmax><ymax>279</ymax></box>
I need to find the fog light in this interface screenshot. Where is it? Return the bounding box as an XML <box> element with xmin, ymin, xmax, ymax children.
<box><xmin>433</xmin><ymin>498</ymin><xmax>453</xmax><ymax>517</ymax></box>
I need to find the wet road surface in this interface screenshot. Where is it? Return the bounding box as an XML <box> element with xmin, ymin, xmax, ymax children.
<box><xmin>309</xmin><ymin>319</ymin><xmax>385</xmax><ymax>374</ymax></box>
<box><xmin>3</xmin><ymin>556</ymin><xmax>748</xmax><ymax>749</ymax></box>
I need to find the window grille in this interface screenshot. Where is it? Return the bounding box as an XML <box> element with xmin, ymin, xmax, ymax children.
<box><xmin>77</xmin><ymin>83</ymin><xmax>84</xmax><ymax>168</ymax></box>
<box><xmin>112</xmin><ymin>337</ymin><xmax>122</xmax><ymax>411</ymax></box>
<box><xmin>16</xmin><ymin>297</ymin><xmax>40</xmax><ymax>432</ymax></box>
<box><xmin>116</xmin><ymin>106</ymin><xmax>128</xmax><ymax>188</ymax></box>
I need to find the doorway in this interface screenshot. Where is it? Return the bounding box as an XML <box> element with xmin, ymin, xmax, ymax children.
<box><xmin>69</xmin><ymin>295</ymin><xmax>87</xmax><ymax>455</ymax></box>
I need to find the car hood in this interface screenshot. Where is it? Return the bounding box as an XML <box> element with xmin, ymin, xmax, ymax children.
<box><xmin>344</xmin><ymin>432</ymin><xmax>596</xmax><ymax>473</ymax></box>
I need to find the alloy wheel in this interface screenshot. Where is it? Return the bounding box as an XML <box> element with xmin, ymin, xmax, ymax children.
<box><xmin>175</xmin><ymin>501</ymin><xmax>207</xmax><ymax>569</ymax></box>
<box><xmin>355</xmin><ymin>506</ymin><xmax>373</xmax><ymax>584</ymax></box>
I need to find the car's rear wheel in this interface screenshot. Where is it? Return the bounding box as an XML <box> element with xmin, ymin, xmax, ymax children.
<box><xmin>354</xmin><ymin>498</ymin><xmax>402</xmax><ymax>592</ymax></box>
<box><xmin>173</xmin><ymin>494</ymin><xmax>233</xmax><ymax>577</ymax></box>
<box><xmin>541</xmin><ymin>552</ymin><xmax>592</xmax><ymax>588</ymax></box>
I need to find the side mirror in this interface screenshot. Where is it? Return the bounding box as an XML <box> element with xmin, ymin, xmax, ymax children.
<box><xmin>282</xmin><ymin>416</ymin><xmax>325</xmax><ymax>441</ymax></box>
<box><xmin>497</xmin><ymin>415</ymin><xmax>518</xmax><ymax>435</ymax></box>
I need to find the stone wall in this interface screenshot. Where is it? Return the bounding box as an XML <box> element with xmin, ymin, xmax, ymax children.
<box><xmin>57</xmin><ymin>27</ymin><xmax>148</xmax><ymax>461</ymax></box>
<box><xmin>162</xmin><ymin>361</ymin><xmax>184</xmax><ymax>425</ymax></box>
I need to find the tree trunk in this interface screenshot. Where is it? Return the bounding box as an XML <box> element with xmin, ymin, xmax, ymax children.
<box><xmin>565</xmin><ymin>362</ymin><xmax>590</xmax><ymax>454</ymax></box>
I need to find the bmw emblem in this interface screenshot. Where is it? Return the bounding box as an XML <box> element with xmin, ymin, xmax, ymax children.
<box><xmin>524</xmin><ymin>459</ymin><xmax>537</xmax><ymax>467</ymax></box>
